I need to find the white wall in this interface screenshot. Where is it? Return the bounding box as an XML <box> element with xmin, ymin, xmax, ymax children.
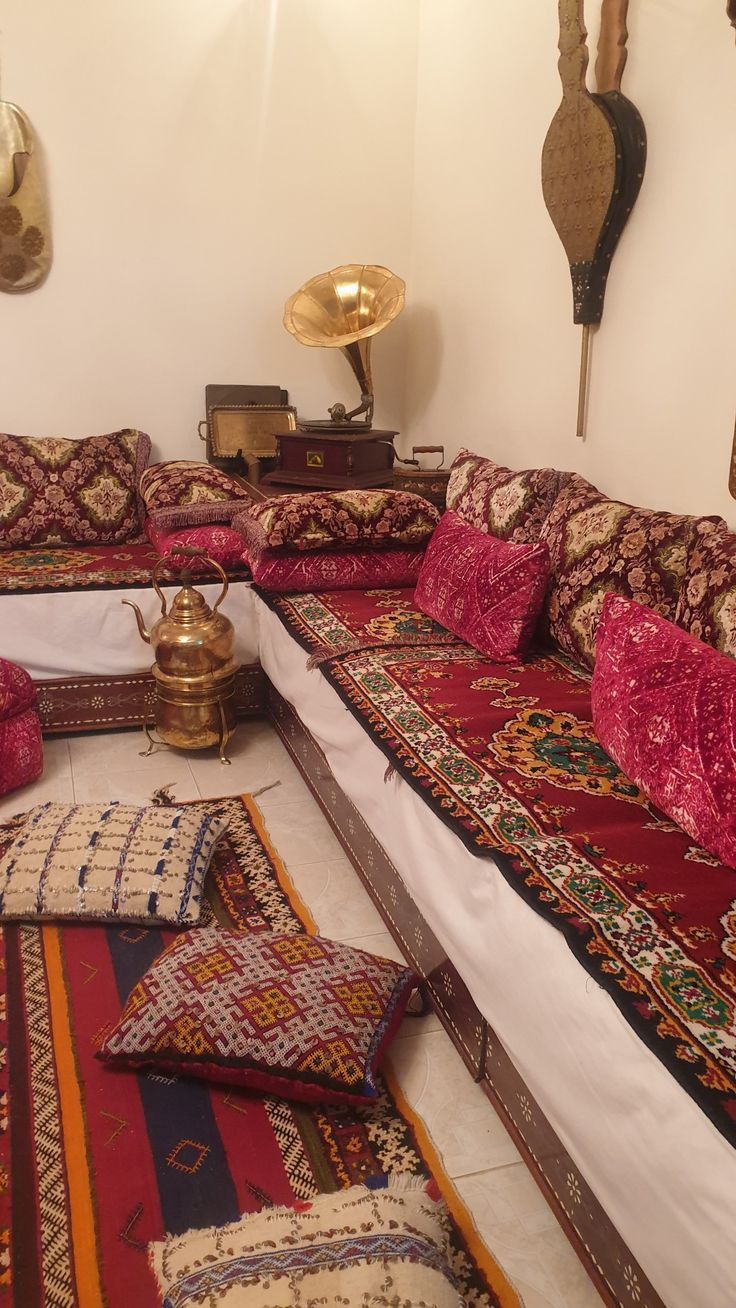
<box><xmin>405</xmin><ymin>1</ymin><xmax>736</xmax><ymax>524</ymax></box>
<box><xmin>0</xmin><ymin>0</ymin><xmax>419</xmax><ymax>459</ymax></box>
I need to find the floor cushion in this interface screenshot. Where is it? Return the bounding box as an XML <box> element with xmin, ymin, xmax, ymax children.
<box><xmin>98</xmin><ymin>926</ymin><xmax>417</xmax><ymax>1103</ymax></box>
<box><xmin>0</xmin><ymin>659</ymin><xmax>42</xmax><ymax>797</ymax></box>
<box><xmin>149</xmin><ymin>1179</ymin><xmax>463</xmax><ymax>1308</ymax></box>
<box><xmin>145</xmin><ymin>519</ymin><xmax>247</xmax><ymax>571</ymax></box>
<box><xmin>140</xmin><ymin>461</ymin><xmax>252</xmax><ymax>530</ymax></box>
<box><xmin>0</xmin><ymin>801</ymin><xmax>225</xmax><ymax>922</ymax></box>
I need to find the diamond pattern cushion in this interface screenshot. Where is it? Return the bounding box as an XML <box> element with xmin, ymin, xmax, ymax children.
<box><xmin>539</xmin><ymin>474</ymin><xmax>719</xmax><ymax>670</ymax></box>
<box><xmin>237</xmin><ymin>512</ymin><xmax>425</xmax><ymax>591</ymax></box>
<box><xmin>149</xmin><ymin>1180</ymin><xmax>461</xmax><ymax>1308</ymax></box>
<box><xmin>0</xmin><ymin>802</ymin><xmax>225</xmax><ymax>922</ymax></box>
<box><xmin>0</xmin><ymin>430</ymin><xmax>151</xmax><ymax>548</ymax></box>
<box><xmin>145</xmin><ymin>519</ymin><xmax>247</xmax><ymax>571</ymax></box>
<box><xmin>414</xmin><ymin>511</ymin><xmax>550</xmax><ymax>660</ymax></box>
<box><xmin>445</xmin><ymin>448</ymin><xmax>566</xmax><ymax>543</ymax></box>
<box><xmin>675</xmin><ymin>519</ymin><xmax>736</xmax><ymax>658</ymax></box>
<box><xmin>98</xmin><ymin>927</ymin><xmax>417</xmax><ymax>1103</ymax></box>
<box><xmin>592</xmin><ymin>595</ymin><xmax>736</xmax><ymax>869</ymax></box>
<box><xmin>139</xmin><ymin>461</ymin><xmax>252</xmax><ymax>530</ymax></box>
<box><xmin>242</xmin><ymin>489</ymin><xmax>439</xmax><ymax>553</ymax></box>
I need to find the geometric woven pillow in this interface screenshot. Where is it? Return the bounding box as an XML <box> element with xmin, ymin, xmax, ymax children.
<box><xmin>0</xmin><ymin>802</ymin><xmax>225</xmax><ymax>923</ymax></box>
<box><xmin>98</xmin><ymin>927</ymin><xmax>417</xmax><ymax>1104</ymax></box>
<box><xmin>149</xmin><ymin>1179</ymin><xmax>463</xmax><ymax>1308</ymax></box>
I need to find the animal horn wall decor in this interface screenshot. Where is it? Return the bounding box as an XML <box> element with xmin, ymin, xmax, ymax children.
<box><xmin>0</xmin><ymin>100</ymin><xmax>51</xmax><ymax>292</ymax></box>
<box><xmin>542</xmin><ymin>0</ymin><xmax>646</xmax><ymax>439</ymax></box>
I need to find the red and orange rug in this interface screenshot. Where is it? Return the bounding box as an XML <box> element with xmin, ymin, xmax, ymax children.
<box><xmin>0</xmin><ymin>795</ymin><xmax>520</xmax><ymax>1307</ymax></box>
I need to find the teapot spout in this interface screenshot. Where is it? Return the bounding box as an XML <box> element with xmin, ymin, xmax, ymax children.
<box><xmin>122</xmin><ymin>599</ymin><xmax>151</xmax><ymax>644</ymax></box>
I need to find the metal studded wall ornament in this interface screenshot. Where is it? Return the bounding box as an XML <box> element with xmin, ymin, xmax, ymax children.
<box><xmin>0</xmin><ymin>100</ymin><xmax>51</xmax><ymax>292</ymax></box>
<box><xmin>542</xmin><ymin>0</ymin><xmax>646</xmax><ymax>439</ymax></box>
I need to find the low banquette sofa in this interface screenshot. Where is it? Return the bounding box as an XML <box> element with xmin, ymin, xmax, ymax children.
<box><xmin>239</xmin><ymin>451</ymin><xmax>736</xmax><ymax>1308</ymax></box>
<box><xmin>0</xmin><ymin>430</ymin><xmax>263</xmax><ymax>731</ymax></box>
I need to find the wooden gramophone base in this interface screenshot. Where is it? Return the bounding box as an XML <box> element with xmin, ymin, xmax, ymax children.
<box><xmin>261</xmin><ymin>427</ymin><xmax>397</xmax><ymax>492</ymax></box>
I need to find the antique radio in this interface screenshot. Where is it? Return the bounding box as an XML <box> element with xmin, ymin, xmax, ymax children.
<box><xmin>123</xmin><ymin>548</ymin><xmax>239</xmax><ymax>763</ymax></box>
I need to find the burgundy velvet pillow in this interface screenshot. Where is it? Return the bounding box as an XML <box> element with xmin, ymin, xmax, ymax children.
<box><xmin>592</xmin><ymin>594</ymin><xmax>736</xmax><ymax>869</ymax></box>
<box><xmin>414</xmin><ymin>511</ymin><xmax>550</xmax><ymax>661</ymax></box>
<box><xmin>445</xmin><ymin>448</ymin><xmax>567</xmax><ymax>543</ymax></box>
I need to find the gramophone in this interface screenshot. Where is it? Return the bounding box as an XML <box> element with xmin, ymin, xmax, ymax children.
<box><xmin>262</xmin><ymin>264</ymin><xmax>405</xmax><ymax>490</ymax></box>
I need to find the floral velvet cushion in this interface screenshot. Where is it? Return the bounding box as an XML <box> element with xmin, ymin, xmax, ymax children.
<box><xmin>139</xmin><ymin>460</ymin><xmax>252</xmax><ymax>530</ymax></box>
<box><xmin>592</xmin><ymin>595</ymin><xmax>736</xmax><ymax>869</ymax></box>
<box><xmin>0</xmin><ymin>801</ymin><xmax>225</xmax><ymax>922</ymax></box>
<box><xmin>242</xmin><ymin>488</ymin><xmax>439</xmax><ymax>552</ymax></box>
<box><xmin>539</xmin><ymin>474</ymin><xmax>716</xmax><ymax>670</ymax></box>
<box><xmin>414</xmin><ymin>511</ymin><xmax>550</xmax><ymax>661</ymax></box>
<box><xmin>675</xmin><ymin>519</ymin><xmax>736</xmax><ymax>657</ymax></box>
<box><xmin>0</xmin><ymin>429</ymin><xmax>151</xmax><ymax>547</ymax></box>
<box><xmin>445</xmin><ymin>448</ymin><xmax>566</xmax><ymax>543</ymax></box>
<box><xmin>98</xmin><ymin>927</ymin><xmax>416</xmax><ymax>1103</ymax></box>
<box><xmin>149</xmin><ymin>1180</ymin><xmax>462</xmax><ymax>1308</ymax></box>
<box><xmin>145</xmin><ymin>519</ymin><xmax>247</xmax><ymax>571</ymax></box>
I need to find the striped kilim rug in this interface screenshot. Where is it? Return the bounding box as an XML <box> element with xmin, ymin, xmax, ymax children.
<box><xmin>0</xmin><ymin>794</ymin><xmax>519</xmax><ymax>1307</ymax></box>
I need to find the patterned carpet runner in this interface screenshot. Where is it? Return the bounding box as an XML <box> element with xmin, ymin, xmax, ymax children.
<box><xmin>260</xmin><ymin>586</ymin><xmax>736</xmax><ymax>1148</ymax></box>
<box><xmin>0</xmin><ymin>795</ymin><xmax>518</xmax><ymax>1307</ymax></box>
<box><xmin>0</xmin><ymin>541</ymin><xmax>246</xmax><ymax>593</ymax></box>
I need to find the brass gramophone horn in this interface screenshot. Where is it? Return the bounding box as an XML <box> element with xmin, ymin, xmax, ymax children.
<box><xmin>283</xmin><ymin>263</ymin><xmax>405</xmax><ymax>426</ymax></box>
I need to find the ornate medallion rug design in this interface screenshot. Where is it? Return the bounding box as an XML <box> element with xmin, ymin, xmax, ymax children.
<box><xmin>0</xmin><ymin>795</ymin><xmax>518</xmax><ymax>1307</ymax></box>
<box><xmin>260</xmin><ymin>586</ymin><xmax>736</xmax><ymax>1146</ymax></box>
<box><xmin>0</xmin><ymin>542</ymin><xmax>246</xmax><ymax>593</ymax></box>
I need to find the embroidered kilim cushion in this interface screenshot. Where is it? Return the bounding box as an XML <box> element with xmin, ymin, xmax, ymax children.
<box><xmin>240</xmin><ymin>488</ymin><xmax>439</xmax><ymax>553</ymax></box>
<box><xmin>445</xmin><ymin>448</ymin><xmax>567</xmax><ymax>543</ymax></box>
<box><xmin>149</xmin><ymin>1179</ymin><xmax>463</xmax><ymax>1307</ymax></box>
<box><xmin>145</xmin><ymin>518</ymin><xmax>247</xmax><ymax>571</ymax></box>
<box><xmin>139</xmin><ymin>460</ymin><xmax>252</xmax><ymax>530</ymax></box>
<box><xmin>593</xmin><ymin>594</ymin><xmax>736</xmax><ymax>870</ymax></box>
<box><xmin>0</xmin><ymin>429</ymin><xmax>151</xmax><ymax>547</ymax></box>
<box><xmin>414</xmin><ymin>511</ymin><xmax>550</xmax><ymax>660</ymax></box>
<box><xmin>99</xmin><ymin>926</ymin><xmax>417</xmax><ymax>1102</ymax></box>
<box><xmin>0</xmin><ymin>801</ymin><xmax>225</xmax><ymax>922</ymax></box>
<box><xmin>539</xmin><ymin>474</ymin><xmax>718</xmax><ymax>669</ymax></box>
<box><xmin>675</xmin><ymin>519</ymin><xmax>736</xmax><ymax>658</ymax></box>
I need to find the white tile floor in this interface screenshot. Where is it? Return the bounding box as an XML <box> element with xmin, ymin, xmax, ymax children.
<box><xmin>3</xmin><ymin>721</ymin><xmax>606</xmax><ymax>1308</ymax></box>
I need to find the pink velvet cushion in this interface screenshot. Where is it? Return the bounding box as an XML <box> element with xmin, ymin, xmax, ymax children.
<box><xmin>592</xmin><ymin>594</ymin><xmax>736</xmax><ymax>869</ymax></box>
<box><xmin>414</xmin><ymin>511</ymin><xmax>550</xmax><ymax>661</ymax></box>
<box><xmin>145</xmin><ymin>520</ymin><xmax>246</xmax><ymax>572</ymax></box>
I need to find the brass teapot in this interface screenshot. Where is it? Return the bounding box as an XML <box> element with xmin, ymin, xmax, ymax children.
<box><xmin>123</xmin><ymin>547</ymin><xmax>239</xmax><ymax>763</ymax></box>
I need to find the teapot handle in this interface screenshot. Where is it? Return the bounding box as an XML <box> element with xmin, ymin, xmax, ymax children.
<box><xmin>152</xmin><ymin>546</ymin><xmax>230</xmax><ymax>614</ymax></box>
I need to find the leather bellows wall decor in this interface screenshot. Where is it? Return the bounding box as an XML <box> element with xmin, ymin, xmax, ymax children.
<box><xmin>542</xmin><ymin>0</ymin><xmax>646</xmax><ymax>440</ymax></box>
<box><xmin>0</xmin><ymin>100</ymin><xmax>51</xmax><ymax>293</ymax></box>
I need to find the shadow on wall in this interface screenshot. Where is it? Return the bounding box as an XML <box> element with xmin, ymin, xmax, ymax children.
<box><xmin>403</xmin><ymin>303</ymin><xmax>443</xmax><ymax>435</ymax></box>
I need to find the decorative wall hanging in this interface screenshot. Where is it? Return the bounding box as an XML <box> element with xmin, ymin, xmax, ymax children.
<box><xmin>0</xmin><ymin>100</ymin><xmax>51</xmax><ymax>292</ymax></box>
<box><xmin>542</xmin><ymin>1</ymin><xmax>646</xmax><ymax>439</ymax></box>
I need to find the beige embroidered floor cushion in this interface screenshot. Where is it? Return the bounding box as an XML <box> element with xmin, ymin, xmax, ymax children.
<box><xmin>0</xmin><ymin>802</ymin><xmax>226</xmax><ymax>923</ymax></box>
<box><xmin>149</xmin><ymin>1179</ymin><xmax>464</xmax><ymax>1307</ymax></box>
